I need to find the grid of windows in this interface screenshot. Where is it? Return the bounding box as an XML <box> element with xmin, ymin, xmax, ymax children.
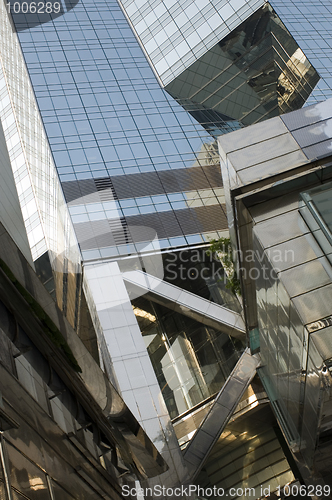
<box><xmin>11</xmin><ymin>3</ymin><xmax>332</xmax><ymax>484</ymax></box>
<box><xmin>0</xmin><ymin>0</ymin><xmax>82</xmax><ymax>328</ymax></box>
<box><xmin>0</xmin><ymin>298</ymin><xmax>124</xmax><ymax>499</ymax></box>
<box><xmin>15</xmin><ymin>0</ymin><xmax>332</xmax><ymax>256</ymax></box>
<box><xmin>164</xmin><ymin>4</ymin><xmax>320</xmax><ymax>132</ymax></box>
<box><xmin>271</xmin><ymin>0</ymin><xmax>332</xmax><ymax>104</ymax></box>
<box><xmin>120</xmin><ymin>0</ymin><xmax>332</xmax><ymax>103</ymax></box>
<box><xmin>16</xmin><ymin>0</ymin><xmax>234</xmax><ymax>254</ymax></box>
<box><xmin>119</xmin><ymin>0</ymin><xmax>265</xmax><ymax>85</ymax></box>
<box><xmin>68</xmin><ymin>187</ymin><xmax>224</xmax><ymax>223</ymax></box>
<box><xmin>18</xmin><ymin>0</ymin><xmax>215</xmax><ymax>184</ymax></box>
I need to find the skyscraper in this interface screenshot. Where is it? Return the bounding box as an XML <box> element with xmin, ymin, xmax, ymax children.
<box><xmin>0</xmin><ymin>2</ymin><xmax>168</xmax><ymax>497</ymax></box>
<box><xmin>119</xmin><ymin>0</ymin><xmax>319</xmax><ymax>130</ymax></box>
<box><xmin>1</xmin><ymin>0</ymin><xmax>332</xmax><ymax>496</ymax></box>
<box><xmin>218</xmin><ymin>96</ymin><xmax>332</xmax><ymax>489</ymax></box>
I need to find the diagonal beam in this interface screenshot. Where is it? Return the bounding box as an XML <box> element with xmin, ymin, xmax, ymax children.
<box><xmin>183</xmin><ymin>348</ymin><xmax>260</xmax><ymax>481</ymax></box>
<box><xmin>122</xmin><ymin>270</ymin><xmax>245</xmax><ymax>340</ymax></box>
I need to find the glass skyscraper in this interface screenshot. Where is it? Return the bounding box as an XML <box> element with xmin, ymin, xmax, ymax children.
<box><xmin>218</xmin><ymin>96</ymin><xmax>332</xmax><ymax>492</ymax></box>
<box><xmin>18</xmin><ymin>0</ymin><xmax>235</xmax><ymax>256</ymax></box>
<box><xmin>13</xmin><ymin>2</ymin><xmax>252</xmax><ymax>489</ymax></box>
<box><xmin>2</xmin><ymin>0</ymin><xmax>332</xmax><ymax>495</ymax></box>
<box><xmin>14</xmin><ymin>0</ymin><xmax>332</xmax><ymax>264</ymax></box>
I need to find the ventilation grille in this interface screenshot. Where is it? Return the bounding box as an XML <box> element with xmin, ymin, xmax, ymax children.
<box><xmin>94</xmin><ymin>177</ymin><xmax>117</xmax><ymax>202</ymax></box>
<box><xmin>95</xmin><ymin>177</ymin><xmax>132</xmax><ymax>245</ymax></box>
<box><xmin>108</xmin><ymin>218</ymin><xmax>132</xmax><ymax>245</ymax></box>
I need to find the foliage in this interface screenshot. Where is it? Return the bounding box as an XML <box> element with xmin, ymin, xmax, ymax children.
<box><xmin>207</xmin><ymin>237</ymin><xmax>241</xmax><ymax>296</ymax></box>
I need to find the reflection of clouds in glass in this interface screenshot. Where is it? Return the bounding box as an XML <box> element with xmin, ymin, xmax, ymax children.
<box><xmin>303</xmin><ymin>100</ymin><xmax>332</xmax><ymax>122</ymax></box>
<box><xmin>323</xmin><ymin>119</ymin><xmax>332</xmax><ymax>149</ymax></box>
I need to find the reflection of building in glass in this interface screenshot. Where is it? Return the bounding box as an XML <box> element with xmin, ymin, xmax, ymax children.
<box><xmin>194</xmin><ymin>380</ymin><xmax>296</xmax><ymax>496</ymax></box>
<box><xmin>0</xmin><ymin>218</ymin><xmax>167</xmax><ymax>498</ymax></box>
<box><xmin>165</xmin><ymin>4</ymin><xmax>320</xmax><ymax>132</ymax></box>
<box><xmin>218</xmin><ymin>98</ymin><xmax>332</xmax><ymax>487</ymax></box>
<box><xmin>0</xmin><ymin>121</ymin><xmax>166</xmax><ymax>497</ymax></box>
<box><xmin>120</xmin><ymin>1</ymin><xmax>319</xmax><ymax>134</ymax></box>
<box><xmin>0</xmin><ymin>1</ymin><xmax>167</xmax><ymax>495</ymax></box>
<box><xmin>1</xmin><ymin>0</ymin><xmax>332</xmax><ymax>496</ymax></box>
<box><xmin>133</xmin><ymin>295</ymin><xmax>243</xmax><ymax>419</ymax></box>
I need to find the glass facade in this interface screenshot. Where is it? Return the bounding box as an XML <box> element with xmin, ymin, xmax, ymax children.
<box><xmin>0</xmin><ymin>286</ymin><xmax>126</xmax><ymax>500</ymax></box>
<box><xmin>165</xmin><ymin>4</ymin><xmax>319</xmax><ymax>132</ymax></box>
<box><xmin>302</xmin><ymin>182</ymin><xmax>332</xmax><ymax>239</ymax></box>
<box><xmin>11</xmin><ymin>0</ymin><xmax>332</xmax><ymax>265</ymax></box>
<box><xmin>252</xmin><ymin>208</ymin><xmax>332</xmax><ymax>476</ymax></box>
<box><xmin>0</xmin><ymin>220</ymin><xmax>168</xmax><ymax>498</ymax></box>
<box><xmin>13</xmin><ymin>0</ymin><xmax>243</xmax><ymax>263</ymax></box>
<box><xmin>121</xmin><ymin>0</ymin><xmax>332</xmax><ymax>107</ymax></box>
<box><xmin>300</xmin><ymin>182</ymin><xmax>332</xmax><ymax>266</ymax></box>
<box><xmin>218</xmin><ymin>99</ymin><xmax>332</xmax><ymax>485</ymax></box>
<box><xmin>0</xmin><ymin>0</ymin><xmax>83</xmax><ymax>330</ymax></box>
<box><xmin>252</xmin><ymin>232</ymin><xmax>306</xmax><ymax>444</ymax></box>
<box><xmin>0</xmin><ymin>114</ymin><xmax>33</xmax><ymax>267</ymax></box>
<box><xmin>118</xmin><ymin>0</ymin><xmax>265</xmax><ymax>86</ymax></box>
<box><xmin>161</xmin><ymin>248</ymin><xmax>242</xmax><ymax>312</ymax></box>
<box><xmin>4</xmin><ymin>0</ymin><xmax>332</xmax><ymax>489</ymax></box>
<box><xmin>5</xmin><ymin>0</ymin><xmax>331</xmax><ymax>465</ymax></box>
<box><xmin>122</xmin><ymin>1</ymin><xmax>320</xmax><ymax>133</ymax></box>
<box><xmin>272</xmin><ymin>0</ymin><xmax>332</xmax><ymax>105</ymax></box>
<box><xmin>133</xmin><ymin>296</ymin><xmax>243</xmax><ymax>419</ymax></box>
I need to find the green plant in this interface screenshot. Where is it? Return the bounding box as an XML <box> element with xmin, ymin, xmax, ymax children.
<box><xmin>207</xmin><ymin>237</ymin><xmax>241</xmax><ymax>296</ymax></box>
<box><xmin>0</xmin><ymin>259</ymin><xmax>81</xmax><ymax>372</ymax></box>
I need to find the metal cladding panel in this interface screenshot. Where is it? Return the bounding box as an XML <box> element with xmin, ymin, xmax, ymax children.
<box><xmin>281</xmin><ymin>98</ymin><xmax>332</xmax><ymax>133</ymax></box>
<box><xmin>311</xmin><ymin>326</ymin><xmax>332</xmax><ymax>362</ymax></box>
<box><xmin>183</xmin><ymin>348</ymin><xmax>259</xmax><ymax>479</ymax></box>
<box><xmin>219</xmin><ymin>98</ymin><xmax>332</xmax><ymax>199</ymax></box>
